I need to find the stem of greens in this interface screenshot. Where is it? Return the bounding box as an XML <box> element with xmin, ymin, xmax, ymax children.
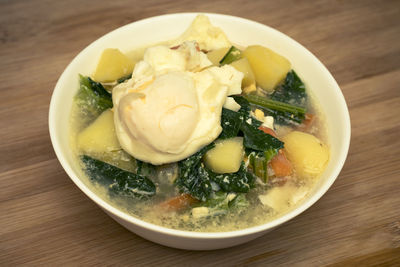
<box><xmin>244</xmin><ymin>94</ymin><xmax>306</xmax><ymax>116</ymax></box>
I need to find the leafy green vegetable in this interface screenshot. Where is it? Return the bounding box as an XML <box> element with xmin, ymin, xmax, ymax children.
<box><xmin>249</xmin><ymin>152</ymin><xmax>267</xmax><ymax>182</ymax></box>
<box><xmin>241</xmin><ymin>122</ymin><xmax>284</xmax><ymax>152</ymax></box>
<box><xmin>219</xmin><ymin>46</ymin><xmax>242</xmax><ymax>65</ymax></box>
<box><xmin>244</xmin><ymin>94</ymin><xmax>305</xmax><ymax>117</ymax></box>
<box><xmin>228</xmin><ymin>193</ymin><xmax>250</xmax><ymax>211</ymax></box>
<box><xmin>243</xmin><ymin>71</ymin><xmax>307</xmax><ymax>125</ymax></box>
<box><xmin>233</xmin><ymin>96</ymin><xmax>263</xmax><ymax>127</ymax></box>
<box><xmin>263</xmin><ymin>149</ymin><xmax>278</xmax><ymax>162</ymax></box>
<box><xmin>248</xmin><ymin>149</ymin><xmax>277</xmax><ymax>182</ymax></box>
<box><xmin>244</xmin><ymin>94</ymin><xmax>306</xmax><ymax>125</ymax></box>
<box><xmin>218</xmin><ymin>96</ymin><xmax>283</xmax><ymax>183</ymax></box>
<box><xmin>219</xmin><ymin>108</ymin><xmax>244</xmax><ymax>139</ymax></box>
<box><xmin>192</xmin><ymin>192</ymin><xmax>249</xmax><ymax>217</ymax></box>
<box><xmin>175</xmin><ymin>144</ymin><xmax>215</xmax><ymax>201</ymax></box>
<box><xmin>209</xmin><ymin>162</ymin><xmax>255</xmax><ymax>193</ymax></box>
<box><xmin>232</xmin><ymin>95</ymin><xmax>251</xmax><ymax>113</ymax></box>
<box><xmin>271</xmin><ymin>70</ymin><xmax>306</xmax><ymax>107</ymax></box>
<box><xmin>81</xmin><ymin>155</ymin><xmax>155</xmax><ymax>199</ymax></box>
<box><xmin>87</xmin><ymin>76</ymin><xmax>112</xmax><ymax>99</ymax></box>
<box><xmin>197</xmin><ymin>191</ymin><xmax>230</xmax><ymax>209</ymax></box>
<box><xmin>176</xmin><ymin>142</ymin><xmax>256</xmax><ymax>200</ymax></box>
<box><xmin>75</xmin><ymin>75</ymin><xmax>113</xmax><ymax>121</ymax></box>
<box><xmin>219</xmin><ymin>96</ymin><xmax>264</xmax><ymax>139</ymax></box>
<box><xmin>220</xmin><ymin>96</ymin><xmax>283</xmax><ymax>152</ymax></box>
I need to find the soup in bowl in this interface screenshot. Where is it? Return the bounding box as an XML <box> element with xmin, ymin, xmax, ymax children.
<box><xmin>49</xmin><ymin>13</ymin><xmax>350</xmax><ymax>250</ymax></box>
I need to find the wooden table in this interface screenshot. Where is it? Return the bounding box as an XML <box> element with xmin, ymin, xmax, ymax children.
<box><xmin>1</xmin><ymin>0</ymin><xmax>399</xmax><ymax>265</ymax></box>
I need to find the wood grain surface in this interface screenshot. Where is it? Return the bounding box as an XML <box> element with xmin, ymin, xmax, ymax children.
<box><xmin>1</xmin><ymin>0</ymin><xmax>399</xmax><ymax>266</ymax></box>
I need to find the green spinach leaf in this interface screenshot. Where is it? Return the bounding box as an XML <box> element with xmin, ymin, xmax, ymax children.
<box><xmin>241</xmin><ymin>122</ymin><xmax>284</xmax><ymax>152</ymax></box>
<box><xmin>209</xmin><ymin>162</ymin><xmax>255</xmax><ymax>193</ymax></box>
<box><xmin>244</xmin><ymin>94</ymin><xmax>306</xmax><ymax>126</ymax></box>
<box><xmin>75</xmin><ymin>75</ymin><xmax>113</xmax><ymax>121</ymax></box>
<box><xmin>233</xmin><ymin>95</ymin><xmax>263</xmax><ymax>127</ymax></box>
<box><xmin>271</xmin><ymin>70</ymin><xmax>306</xmax><ymax>107</ymax></box>
<box><xmin>192</xmin><ymin>192</ymin><xmax>249</xmax><ymax>217</ymax></box>
<box><xmin>248</xmin><ymin>149</ymin><xmax>278</xmax><ymax>183</ymax></box>
<box><xmin>219</xmin><ymin>108</ymin><xmax>244</xmax><ymax>139</ymax></box>
<box><xmin>228</xmin><ymin>193</ymin><xmax>250</xmax><ymax>211</ymax></box>
<box><xmin>175</xmin><ymin>144</ymin><xmax>215</xmax><ymax>201</ymax></box>
<box><xmin>81</xmin><ymin>155</ymin><xmax>155</xmax><ymax>199</ymax></box>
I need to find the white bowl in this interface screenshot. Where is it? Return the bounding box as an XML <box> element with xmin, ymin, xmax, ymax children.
<box><xmin>49</xmin><ymin>13</ymin><xmax>351</xmax><ymax>250</ymax></box>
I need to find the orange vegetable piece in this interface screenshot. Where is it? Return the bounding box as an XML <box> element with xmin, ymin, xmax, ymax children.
<box><xmin>258</xmin><ymin>126</ymin><xmax>293</xmax><ymax>177</ymax></box>
<box><xmin>258</xmin><ymin>126</ymin><xmax>277</xmax><ymax>137</ymax></box>
<box><xmin>270</xmin><ymin>150</ymin><xmax>293</xmax><ymax>177</ymax></box>
<box><xmin>158</xmin><ymin>194</ymin><xmax>197</xmax><ymax>212</ymax></box>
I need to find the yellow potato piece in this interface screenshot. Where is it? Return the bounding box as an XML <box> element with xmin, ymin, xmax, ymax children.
<box><xmin>242</xmin><ymin>45</ymin><xmax>291</xmax><ymax>92</ymax></box>
<box><xmin>282</xmin><ymin>131</ymin><xmax>329</xmax><ymax>178</ymax></box>
<box><xmin>92</xmin><ymin>48</ymin><xmax>134</xmax><ymax>82</ymax></box>
<box><xmin>77</xmin><ymin>109</ymin><xmax>121</xmax><ymax>155</ymax></box>
<box><xmin>206</xmin><ymin>47</ymin><xmax>230</xmax><ymax>66</ymax></box>
<box><xmin>203</xmin><ymin>137</ymin><xmax>244</xmax><ymax>173</ymax></box>
<box><xmin>230</xmin><ymin>57</ymin><xmax>256</xmax><ymax>87</ymax></box>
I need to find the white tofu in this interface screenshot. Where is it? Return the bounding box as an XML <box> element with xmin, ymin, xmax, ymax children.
<box><xmin>262</xmin><ymin>116</ymin><xmax>274</xmax><ymax>129</ymax></box>
<box><xmin>223</xmin><ymin>97</ymin><xmax>241</xmax><ymax>111</ymax></box>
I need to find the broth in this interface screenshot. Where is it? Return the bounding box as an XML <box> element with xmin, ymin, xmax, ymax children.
<box><xmin>69</xmin><ymin>23</ymin><xmax>329</xmax><ymax>232</ymax></box>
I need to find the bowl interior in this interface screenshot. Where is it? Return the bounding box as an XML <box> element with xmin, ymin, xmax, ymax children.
<box><xmin>49</xmin><ymin>13</ymin><xmax>350</xmax><ymax>239</ymax></box>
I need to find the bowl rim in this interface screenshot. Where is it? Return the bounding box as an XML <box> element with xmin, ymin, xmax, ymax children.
<box><xmin>49</xmin><ymin>12</ymin><xmax>351</xmax><ymax>239</ymax></box>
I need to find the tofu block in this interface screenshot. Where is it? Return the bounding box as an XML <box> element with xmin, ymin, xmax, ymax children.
<box><xmin>242</xmin><ymin>45</ymin><xmax>291</xmax><ymax>92</ymax></box>
<box><xmin>77</xmin><ymin>109</ymin><xmax>120</xmax><ymax>154</ymax></box>
<box><xmin>230</xmin><ymin>57</ymin><xmax>255</xmax><ymax>87</ymax></box>
<box><xmin>223</xmin><ymin>97</ymin><xmax>241</xmax><ymax>111</ymax></box>
<box><xmin>92</xmin><ymin>48</ymin><xmax>134</xmax><ymax>82</ymax></box>
<box><xmin>203</xmin><ymin>137</ymin><xmax>244</xmax><ymax>173</ymax></box>
<box><xmin>282</xmin><ymin>131</ymin><xmax>329</xmax><ymax>178</ymax></box>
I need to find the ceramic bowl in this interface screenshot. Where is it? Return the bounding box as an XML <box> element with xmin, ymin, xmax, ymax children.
<box><xmin>49</xmin><ymin>13</ymin><xmax>351</xmax><ymax>250</ymax></box>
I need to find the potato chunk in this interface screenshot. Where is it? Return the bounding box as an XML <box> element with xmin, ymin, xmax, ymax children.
<box><xmin>92</xmin><ymin>48</ymin><xmax>134</xmax><ymax>82</ymax></box>
<box><xmin>230</xmin><ymin>57</ymin><xmax>255</xmax><ymax>87</ymax></box>
<box><xmin>77</xmin><ymin>109</ymin><xmax>120</xmax><ymax>154</ymax></box>
<box><xmin>282</xmin><ymin>131</ymin><xmax>329</xmax><ymax>178</ymax></box>
<box><xmin>206</xmin><ymin>47</ymin><xmax>230</xmax><ymax>66</ymax></box>
<box><xmin>203</xmin><ymin>137</ymin><xmax>244</xmax><ymax>173</ymax></box>
<box><xmin>242</xmin><ymin>45</ymin><xmax>291</xmax><ymax>92</ymax></box>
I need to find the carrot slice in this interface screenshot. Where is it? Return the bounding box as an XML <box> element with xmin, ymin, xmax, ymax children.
<box><xmin>270</xmin><ymin>150</ymin><xmax>292</xmax><ymax>177</ymax></box>
<box><xmin>258</xmin><ymin>126</ymin><xmax>277</xmax><ymax>137</ymax></box>
<box><xmin>158</xmin><ymin>194</ymin><xmax>197</xmax><ymax>212</ymax></box>
<box><xmin>258</xmin><ymin>126</ymin><xmax>293</xmax><ymax>177</ymax></box>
